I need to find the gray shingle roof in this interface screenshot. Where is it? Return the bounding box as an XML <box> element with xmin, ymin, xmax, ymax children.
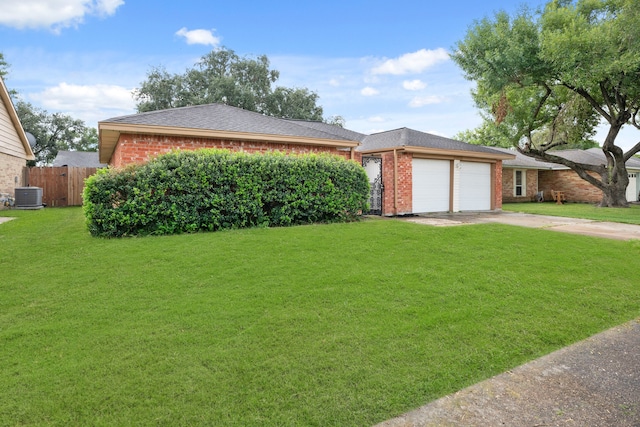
<box><xmin>102</xmin><ymin>103</ymin><xmax>357</xmax><ymax>142</ymax></box>
<box><xmin>52</xmin><ymin>151</ymin><xmax>106</xmax><ymax>168</ymax></box>
<box><xmin>584</xmin><ymin>148</ymin><xmax>640</xmax><ymax>169</ymax></box>
<box><xmin>359</xmin><ymin>127</ymin><xmax>508</xmax><ymax>156</ymax></box>
<box><xmin>284</xmin><ymin>119</ymin><xmax>367</xmax><ymax>142</ymax></box>
<box><xmin>490</xmin><ymin>147</ymin><xmax>561</xmax><ymax>169</ymax></box>
<box><xmin>492</xmin><ymin>147</ymin><xmax>640</xmax><ymax>170</ymax></box>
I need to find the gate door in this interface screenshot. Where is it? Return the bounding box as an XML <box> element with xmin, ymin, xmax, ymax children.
<box><xmin>362</xmin><ymin>156</ymin><xmax>383</xmax><ymax>215</ymax></box>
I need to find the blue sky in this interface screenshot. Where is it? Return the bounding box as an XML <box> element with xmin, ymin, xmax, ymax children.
<box><xmin>3</xmin><ymin>0</ymin><xmax>635</xmax><ymax>149</ymax></box>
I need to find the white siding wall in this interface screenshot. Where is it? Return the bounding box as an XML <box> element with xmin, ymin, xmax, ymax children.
<box><xmin>0</xmin><ymin>96</ymin><xmax>28</xmax><ymax>159</ymax></box>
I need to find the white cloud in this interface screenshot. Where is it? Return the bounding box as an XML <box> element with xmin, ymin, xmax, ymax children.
<box><xmin>175</xmin><ymin>27</ymin><xmax>221</xmax><ymax>46</ymax></box>
<box><xmin>0</xmin><ymin>0</ymin><xmax>124</xmax><ymax>32</ymax></box>
<box><xmin>409</xmin><ymin>95</ymin><xmax>446</xmax><ymax>107</ymax></box>
<box><xmin>403</xmin><ymin>79</ymin><xmax>426</xmax><ymax>91</ymax></box>
<box><xmin>372</xmin><ymin>48</ymin><xmax>449</xmax><ymax>75</ymax></box>
<box><xmin>361</xmin><ymin>86</ymin><xmax>379</xmax><ymax>96</ymax></box>
<box><xmin>328</xmin><ymin>78</ymin><xmax>341</xmax><ymax>87</ymax></box>
<box><xmin>368</xmin><ymin>116</ymin><xmax>385</xmax><ymax>123</ymax></box>
<box><xmin>30</xmin><ymin>82</ymin><xmax>135</xmax><ymax>124</ymax></box>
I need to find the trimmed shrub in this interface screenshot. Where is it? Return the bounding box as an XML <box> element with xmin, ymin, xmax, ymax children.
<box><xmin>83</xmin><ymin>150</ymin><xmax>370</xmax><ymax>237</ymax></box>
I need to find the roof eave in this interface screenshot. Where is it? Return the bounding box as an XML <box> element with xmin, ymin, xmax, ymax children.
<box><xmin>502</xmin><ymin>164</ymin><xmax>559</xmax><ymax>170</ymax></box>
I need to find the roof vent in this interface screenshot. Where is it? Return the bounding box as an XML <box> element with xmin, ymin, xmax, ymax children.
<box><xmin>14</xmin><ymin>187</ymin><xmax>44</xmax><ymax>209</ymax></box>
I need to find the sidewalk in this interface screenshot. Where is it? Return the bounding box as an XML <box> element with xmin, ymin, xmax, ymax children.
<box><xmin>376</xmin><ymin>319</ymin><xmax>640</xmax><ymax>427</ymax></box>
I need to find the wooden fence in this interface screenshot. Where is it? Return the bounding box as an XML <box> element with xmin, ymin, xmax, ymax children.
<box><xmin>24</xmin><ymin>166</ymin><xmax>99</xmax><ymax>207</ymax></box>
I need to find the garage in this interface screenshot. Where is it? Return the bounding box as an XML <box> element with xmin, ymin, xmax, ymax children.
<box><xmin>412</xmin><ymin>158</ymin><xmax>450</xmax><ymax>213</ymax></box>
<box><xmin>459</xmin><ymin>161</ymin><xmax>492</xmax><ymax>211</ymax></box>
<box><xmin>358</xmin><ymin>127</ymin><xmax>514</xmax><ymax>215</ymax></box>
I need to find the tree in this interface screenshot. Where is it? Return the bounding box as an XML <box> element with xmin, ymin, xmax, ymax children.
<box><xmin>15</xmin><ymin>101</ymin><xmax>98</xmax><ymax>166</ymax></box>
<box><xmin>134</xmin><ymin>47</ymin><xmax>328</xmax><ymax>122</ymax></box>
<box><xmin>0</xmin><ymin>52</ymin><xmax>9</xmax><ymax>78</ymax></box>
<box><xmin>452</xmin><ymin>0</ymin><xmax>640</xmax><ymax>207</ymax></box>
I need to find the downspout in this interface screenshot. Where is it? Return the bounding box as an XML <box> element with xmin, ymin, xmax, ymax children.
<box><xmin>394</xmin><ymin>149</ymin><xmax>398</xmax><ymax>214</ymax></box>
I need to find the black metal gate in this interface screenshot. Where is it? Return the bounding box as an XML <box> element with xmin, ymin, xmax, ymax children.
<box><xmin>362</xmin><ymin>156</ymin><xmax>383</xmax><ymax>215</ymax></box>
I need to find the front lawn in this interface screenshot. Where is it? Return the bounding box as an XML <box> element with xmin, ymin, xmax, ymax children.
<box><xmin>504</xmin><ymin>202</ymin><xmax>640</xmax><ymax>224</ymax></box>
<box><xmin>1</xmin><ymin>208</ymin><xmax>639</xmax><ymax>426</ymax></box>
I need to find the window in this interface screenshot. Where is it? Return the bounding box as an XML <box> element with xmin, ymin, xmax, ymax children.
<box><xmin>514</xmin><ymin>170</ymin><xmax>526</xmax><ymax>197</ymax></box>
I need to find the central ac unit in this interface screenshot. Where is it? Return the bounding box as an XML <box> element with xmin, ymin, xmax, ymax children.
<box><xmin>14</xmin><ymin>187</ymin><xmax>43</xmax><ymax>209</ymax></box>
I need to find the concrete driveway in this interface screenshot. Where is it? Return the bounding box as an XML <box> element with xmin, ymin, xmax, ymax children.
<box><xmin>403</xmin><ymin>211</ymin><xmax>640</xmax><ymax>241</ymax></box>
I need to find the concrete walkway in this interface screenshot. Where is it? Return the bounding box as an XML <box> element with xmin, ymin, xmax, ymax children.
<box><xmin>376</xmin><ymin>319</ymin><xmax>640</xmax><ymax>427</ymax></box>
<box><xmin>403</xmin><ymin>211</ymin><xmax>640</xmax><ymax>241</ymax></box>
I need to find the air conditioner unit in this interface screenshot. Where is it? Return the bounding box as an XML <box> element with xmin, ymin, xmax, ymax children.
<box><xmin>14</xmin><ymin>187</ymin><xmax>43</xmax><ymax>209</ymax></box>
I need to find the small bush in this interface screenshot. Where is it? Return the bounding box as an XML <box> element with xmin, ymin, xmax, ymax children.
<box><xmin>83</xmin><ymin>150</ymin><xmax>370</xmax><ymax>237</ymax></box>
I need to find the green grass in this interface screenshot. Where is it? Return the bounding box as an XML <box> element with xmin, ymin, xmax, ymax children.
<box><xmin>1</xmin><ymin>208</ymin><xmax>639</xmax><ymax>426</ymax></box>
<box><xmin>504</xmin><ymin>202</ymin><xmax>640</xmax><ymax>224</ymax></box>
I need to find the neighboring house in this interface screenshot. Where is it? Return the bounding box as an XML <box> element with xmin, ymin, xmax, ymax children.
<box><xmin>0</xmin><ymin>76</ymin><xmax>35</xmax><ymax>205</ymax></box>
<box><xmin>52</xmin><ymin>151</ymin><xmax>106</xmax><ymax>168</ymax></box>
<box><xmin>98</xmin><ymin>104</ymin><xmax>514</xmax><ymax>215</ymax></box>
<box><xmin>496</xmin><ymin>147</ymin><xmax>640</xmax><ymax>203</ymax></box>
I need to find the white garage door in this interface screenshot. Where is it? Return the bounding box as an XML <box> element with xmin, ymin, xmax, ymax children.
<box><xmin>627</xmin><ymin>173</ymin><xmax>638</xmax><ymax>202</ymax></box>
<box><xmin>412</xmin><ymin>158</ymin><xmax>450</xmax><ymax>212</ymax></box>
<box><xmin>459</xmin><ymin>162</ymin><xmax>492</xmax><ymax>211</ymax></box>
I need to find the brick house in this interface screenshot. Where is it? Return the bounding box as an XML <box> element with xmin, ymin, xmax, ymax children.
<box><xmin>494</xmin><ymin>147</ymin><xmax>640</xmax><ymax>204</ymax></box>
<box><xmin>98</xmin><ymin>103</ymin><xmax>514</xmax><ymax>215</ymax></box>
<box><xmin>98</xmin><ymin>104</ymin><xmax>362</xmax><ymax>167</ymax></box>
<box><xmin>0</xmin><ymin>76</ymin><xmax>35</xmax><ymax>207</ymax></box>
<box><xmin>358</xmin><ymin>128</ymin><xmax>513</xmax><ymax>215</ymax></box>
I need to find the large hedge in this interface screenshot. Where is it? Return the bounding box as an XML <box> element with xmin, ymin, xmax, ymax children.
<box><xmin>83</xmin><ymin>150</ymin><xmax>370</xmax><ymax>237</ymax></box>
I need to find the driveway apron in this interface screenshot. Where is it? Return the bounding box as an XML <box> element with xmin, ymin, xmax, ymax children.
<box><xmin>403</xmin><ymin>211</ymin><xmax>640</xmax><ymax>240</ymax></box>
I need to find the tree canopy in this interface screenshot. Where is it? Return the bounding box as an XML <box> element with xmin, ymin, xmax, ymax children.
<box><xmin>16</xmin><ymin>101</ymin><xmax>98</xmax><ymax>165</ymax></box>
<box><xmin>452</xmin><ymin>0</ymin><xmax>640</xmax><ymax>206</ymax></box>
<box><xmin>134</xmin><ymin>48</ymin><xmax>331</xmax><ymax>122</ymax></box>
<box><xmin>0</xmin><ymin>53</ymin><xmax>9</xmax><ymax>78</ymax></box>
<box><xmin>1</xmin><ymin>52</ymin><xmax>99</xmax><ymax>165</ymax></box>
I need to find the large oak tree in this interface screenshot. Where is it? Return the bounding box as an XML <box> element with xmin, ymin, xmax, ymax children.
<box><xmin>452</xmin><ymin>0</ymin><xmax>640</xmax><ymax>207</ymax></box>
<box><xmin>15</xmin><ymin>101</ymin><xmax>98</xmax><ymax>165</ymax></box>
<box><xmin>134</xmin><ymin>48</ymin><xmax>329</xmax><ymax>122</ymax></box>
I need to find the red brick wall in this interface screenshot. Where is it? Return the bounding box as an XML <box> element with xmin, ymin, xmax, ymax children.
<box><xmin>110</xmin><ymin>133</ymin><xmax>355</xmax><ymax>168</ymax></box>
<box><xmin>502</xmin><ymin>168</ymin><xmax>539</xmax><ymax>203</ymax></box>
<box><xmin>538</xmin><ymin>169</ymin><xmax>602</xmax><ymax>203</ymax></box>
<box><xmin>381</xmin><ymin>151</ymin><xmax>412</xmax><ymax>215</ymax></box>
<box><xmin>494</xmin><ymin>161</ymin><xmax>503</xmax><ymax>209</ymax></box>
